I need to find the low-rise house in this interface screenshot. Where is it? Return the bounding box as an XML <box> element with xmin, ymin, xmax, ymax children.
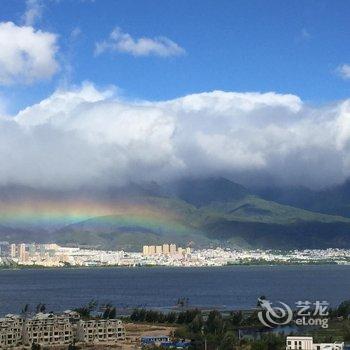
<box><xmin>0</xmin><ymin>312</ymin><xmax>125</xmax><ymax>348</ymax></box>
<box><xmin>76</xmin><ymin>318</ymin><xmax>125</xmax><ymax>344</ymax></box>
<box><xmin>0</xmin><ymin>315</ymin><xmax>24</xmax><ymax>348</ymax></box>
<box><xmin>161</xmin><ymin>340</ymin><xmax>191</xmax><ymax>349</ymax></box>
<box><xmin>141</xmin><ymin>336</ymin><xmax>191</xmax><ymax>349</ymax></box>
<box><xmin>141</xmin><ymin>335</ymin><xmax>170</xmax><ymax>346</ymax></box>
<box><xmin>22</xmin><ymin>313</ymin><xmax>74</xmax><ymax>346</ymax></box>
<box><xmin>286</xmin><ymin>336</ymin><xmax>344</xmax><ymax>350</ymax></box>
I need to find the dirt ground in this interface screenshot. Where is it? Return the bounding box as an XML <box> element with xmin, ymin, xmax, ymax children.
<box><xmin>119</xmin><ymin>323</ymin><xmax>178</xmax><ymax>349</ymax></box>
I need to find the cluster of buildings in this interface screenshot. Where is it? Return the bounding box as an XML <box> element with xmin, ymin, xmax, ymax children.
<box><xmin>139</xmin><ymin>247</ymin><xmax>350</xmax><ymax>267</ymax></box>
<box><xmin>0</xmin><ymin>242</ymin><xmax>126</xmax><ymax>267</ymax></box>
<box><xmin>286</xmin><ymin>336</ymin><xmax>344</xmax><ymax>350</ymax></box>
<box><xmin>2</xmin><ymin>241</ymin><xmax>350</xmax><ymax>267</ymax></box>
<box><xmin>0</xmin><ymin>311</ymin><xmax>125</xmax><ymax>348</ymax></box>
<box><xmin>142</xmin><ymin>243</ymin><xmax>191</xmax><ymax>256</ymax></box>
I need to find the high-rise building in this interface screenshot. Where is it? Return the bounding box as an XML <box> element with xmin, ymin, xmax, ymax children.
<box><xmin>142</xmin><ymin>242</ymin><xmax>189</xmax><ymax>257</ymax></box>
<box><xmin>142</xmin><ymin>245</ymin><xmax>149</xmax><ymax>256</ymax></box>
<box><xmin>19</xmin><ymin>244</ymin><xmax>26</xmax><ymax>262</ymax></box>
<box><xmin>10</xmin><ymin>244</ymin><xmax>17</xmax><ymax>258</ymax></box>
<box><xmin>162</xmin><ymin>244</ymin><xmax>170</xmax><ymax>255</ymax></box>
<box><xmin>28</xmin><ymin>244</ymin><xmax>36</xmax><ymax>256</ymax></box>
<box><xmin>169</xmin><ymin>244</ymin><xmax>177</xmax><ymax>255</ymax></box>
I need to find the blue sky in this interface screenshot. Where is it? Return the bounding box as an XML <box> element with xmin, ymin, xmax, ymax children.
<box><xmin>0</xmin><ymin>0</ymin><xmax>350</xmax><ymax>113</ymax></box>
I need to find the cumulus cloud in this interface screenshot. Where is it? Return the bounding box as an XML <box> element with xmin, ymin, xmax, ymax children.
<box><xmin>22</xmin><ymin>0</ymin><xmax>43</xmax><ymax>26</ymax></box>
<box><xmin>337</xmin><ymin>64</ymin><xmax>350</xmax><ymax>80</ymax></box>
<box><xmin>0</xmin><ymin>22</ymin><xmax>58</xmax><ymax>85</ymax></box>
<box><xmin>95</xmin><ymin>27</ymin><xmax>185</xmax><ymax>57</ymax></box>
<box><xmin>2</xmin><ymin>83</ymin><xmax>350</xmax><ymax>189</ymax></box>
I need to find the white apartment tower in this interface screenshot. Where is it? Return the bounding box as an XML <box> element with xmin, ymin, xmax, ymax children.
<box><xmin>142</xmin><ymin>245</ymin><xmax>149</xmax><ymax>256</ymax></box>
<box><xmin>169</xmin><ymin>244</ymin><xmax>177</xmax><ymax>255</ymax></box>
<box><xmin>148</xmin><ymin>245</ymin><xmax>156</xmax><ymax>255</ymax></box>
<box><xmin>162</xmin><ymin>244</ymin><xmax>170</xmax><ymax>255</ymax></box>
<box><xmin>19</xmin><ymin>244</ymin><xmax>26</xmax><ymax>262</ymax></box>
<box><xmin>10</xmin><ymin>244</ymin><xmax>17</xmax><ymax>259</ymax></box>
<box><xmin>286</xmin><ymin>336</ymin><xmax>344</xmax><ymax>350</ymax></box>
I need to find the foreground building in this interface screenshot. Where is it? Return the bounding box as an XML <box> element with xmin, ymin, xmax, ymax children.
<box><xmin>0</xmin><ymin>315</ymin><xmax>24</xmax><ymax>348</ymax></box>
<box><xmin>22</xmin><ymin>313</ymin><xmax>75</xmax><ymax>346</ymax></box>
<box><xmin>286</xmin><ymin>336</ymin><xmax>344</xmax><ymax>350</ymax></box>
<box><xmin>76</xmin><ymin>318</ymin><xmax>125</xmax><ymax>344</ymax></box>
<box><xmin>0</xmin><ymin>312</ymin><xmax>125</xmax><ymax>348</ymax></box>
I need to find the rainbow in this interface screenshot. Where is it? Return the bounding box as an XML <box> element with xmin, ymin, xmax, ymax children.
<box><xmin>0</xmin><ymin>197</ymin><xmax>194</xmax><ymax>235</ymax></box>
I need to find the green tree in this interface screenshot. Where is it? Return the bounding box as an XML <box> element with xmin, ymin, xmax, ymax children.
<box><xmin>206</xmin><ymin>310</ymin><xmax>224</xmax><ymax>336</ymax></box>
<box><xmin>229</xmin><ymin>311</ymin><xmax>243</xmax><ymax>327</ymax></box>
<box><xmin>165</xmin><ymin>312</ymin><xmax>177</xmax><ymax>323</ymax></box>
<box><xmin>220</xmin><ymin>331</ymin><xmax>237</xmax><ymax>350</ymax></box>
<box><xmin>253</xmin><ymin>334</ymin><xmax>284</xmax><ymax>350</ymax></box>
<box><xmin>189</xmin><ymin>314</ymin><xmax>204</xmax><ymax>333</ymax></box>
<box><xmin>109</xmin><ymin>307</ymin><xmax>116</xmax><ymax>319</ymax></box>
<box><xmin>343</xmin><ymin>321</ymin><xmax>350</xmax><ymax>341</ymax></box>
<box><xmin>22</xmin><ymin>304</ymin><xmax>30</xmax><ymax>315</ymax></box>
<box><xmin>74</xmin><ymin>299</ymin><xmax>98</xmax><ymax>319</ymax></box>
<box><xmin>337</xmin><ymin>300</ymin><xmax>350</xmax><ymax>318</ymax></box>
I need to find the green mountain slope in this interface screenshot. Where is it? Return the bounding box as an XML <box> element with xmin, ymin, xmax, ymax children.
<box><xmin>53</xmin><ymin>192</ymin><xmax>350</xmax><ymax>250</ymax></box>
<box><xmin>255</xmin><ymin>180</ymin><xmax>350</xmax><ymax>218</ymax></box>
<box><xmin>3</xmin><ymin>178</ymin><xmax>350</xmax><ymax>250</ymax></box>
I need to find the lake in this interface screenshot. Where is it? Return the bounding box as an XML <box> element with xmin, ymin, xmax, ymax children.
<box><xmin>1</xmin><ymin>265</ymin><xmax>350</xmax><ymax>315</ymax></box>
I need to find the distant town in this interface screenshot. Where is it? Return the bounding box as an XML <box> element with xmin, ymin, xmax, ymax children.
<box><xmin>1</xmin><ymin>241</ymin><xmax>350</xmax><ymax>268</ymax></box>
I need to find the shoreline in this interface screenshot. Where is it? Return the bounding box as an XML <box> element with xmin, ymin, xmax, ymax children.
<box><xmin>0</xmin><ymin>261</ymin><xmax>349</xmax><ymax>271</ymax></box>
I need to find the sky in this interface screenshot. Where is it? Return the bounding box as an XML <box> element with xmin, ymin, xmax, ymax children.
<box><xmin>0</xmin><ymin>0</ymin><xmax>350</xmax><ymax>190</ymax></box>
<box><xmin>0</xmin><ymin>0</ymin><xmax>350</xmax><ymax>111</ymax></box>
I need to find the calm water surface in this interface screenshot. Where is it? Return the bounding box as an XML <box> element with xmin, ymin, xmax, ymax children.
<box><xmin>1</xmin><ymin>265</ymin><xmax>350</xmax><ymax>315</ymax></box>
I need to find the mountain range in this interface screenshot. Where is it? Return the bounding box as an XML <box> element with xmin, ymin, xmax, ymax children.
<box><xmin>2</xmin><ymin>178</ymin><xmax>350</xmax><ymax>250</ymax></box>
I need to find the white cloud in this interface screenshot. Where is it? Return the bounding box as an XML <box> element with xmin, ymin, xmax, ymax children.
<box><xmin>337</xmin><ymin>64</ymin><xmax>350</xmax><ymax>80</ymax></box>
<box><xmin>22</xmin><ymin>0</ymin><xmax>43</xmax><ymax>26</ymax></box>
<box><xmin>1</xmin><ymin>83</ymin><xmax>350</xmax><ymax>189</ymax></box>
<box><xmin>95</xmin><ymin>27</ymin><xmax>185</xmax><ymax>57</ymax></box>
<box><xmin>0</xmin><ymin>22</ymin><xmax>58</xmax><ymax>85</ymax></box>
